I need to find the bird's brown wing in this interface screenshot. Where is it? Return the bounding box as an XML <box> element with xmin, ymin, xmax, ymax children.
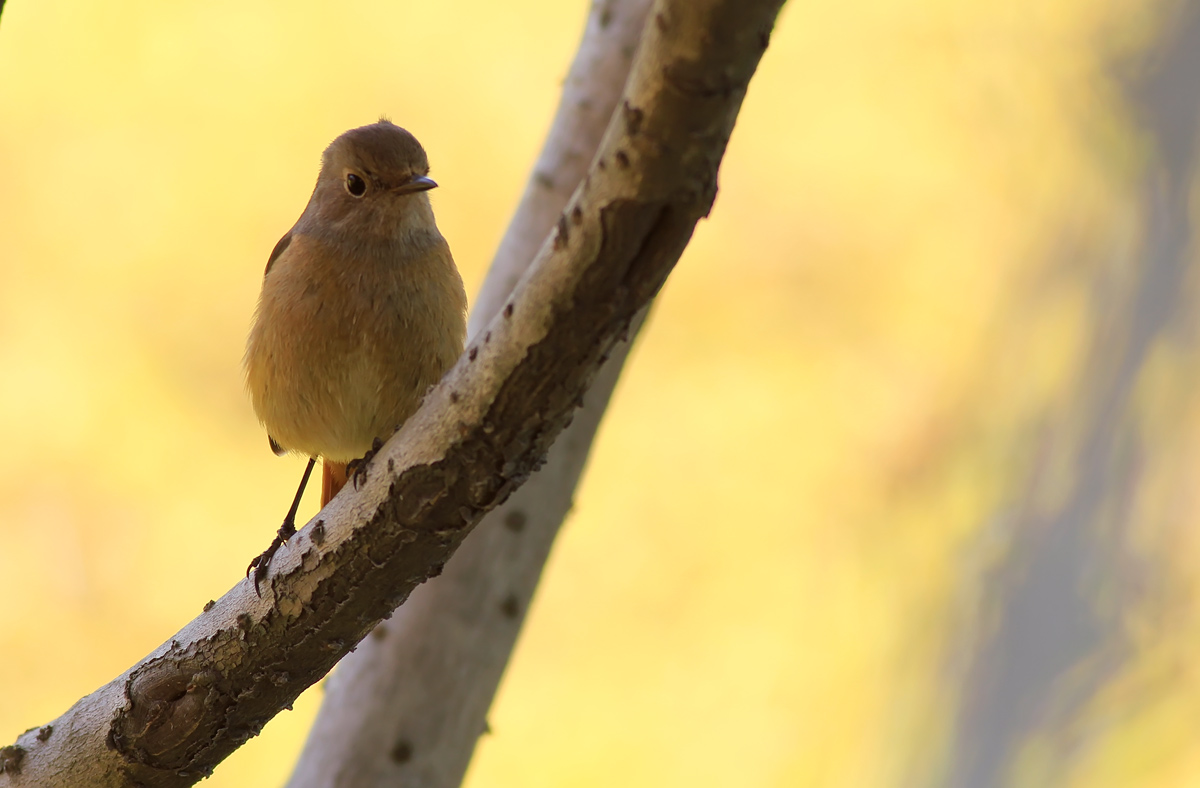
<box><xmin>264</xmin><ymin>231</ymin><xmax>293</xmax><ymax>277</ymax></box>
<box><xmin>260</xmin><ymin>230</ymin><xmax>297</xmax><ymax>460</ymax></box>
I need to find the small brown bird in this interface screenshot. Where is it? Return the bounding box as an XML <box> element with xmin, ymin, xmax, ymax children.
<box><xmin>244</xmin><ymin>120</ymin><xmax>467</xmax><ymax>588</ymax></box>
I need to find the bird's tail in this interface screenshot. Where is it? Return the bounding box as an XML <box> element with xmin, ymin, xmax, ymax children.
<box><xmin>322</xmin><ymin>460</ymin><xmax>348</xmax><ymax>507</ymax></box>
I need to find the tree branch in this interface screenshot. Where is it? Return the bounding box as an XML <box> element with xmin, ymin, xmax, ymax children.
<box><xmin>0</xmin><ymin>0</ymin><xmax>786</xmax><ymax>784</ymax></box>
<box><xmin>469</xmin><ymin>0</ymin><xmax>655</xmax><ymax>335</ymax></box>
<box><xmin>285</xmin><ymin>1</ymin><xmax>654</xmax><ymax>786</ymax></box>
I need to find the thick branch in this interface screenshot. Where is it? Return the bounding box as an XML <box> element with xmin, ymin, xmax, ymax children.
<box><xmin>285</xmin><ymin>1</ymin><xmax>653</xmax><ymax>786</ymax></box>
<box><xmin>0</xmin><ymin>0</ymin><xmax>786</xmax><ymax>785</ymax></box>
<box><xmin>469</xmin><ymin>0</ymin><xmax>654</xmax><ymax>337</ymax></box>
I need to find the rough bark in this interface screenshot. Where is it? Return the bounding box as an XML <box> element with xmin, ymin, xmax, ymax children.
<box><xmin>285</xmin><ymin>1</ymin><xmax>653</xmax><ymax>786</ymax></box>
<box><xmin>0</xmin><ymin>0</ymin><xmax>786</xmax><ymax>784</ymax></box>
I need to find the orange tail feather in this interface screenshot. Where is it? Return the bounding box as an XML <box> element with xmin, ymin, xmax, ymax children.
<box><xmin>322</xmin><ymin>460</ymin><xmax>348</xmax><ymax>507</ymax></box>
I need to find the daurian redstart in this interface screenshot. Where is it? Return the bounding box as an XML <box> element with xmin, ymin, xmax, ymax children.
<box><xmin>243</xmin><ymin>120</ymin><xmax>467</xmax><ymax>589</ymax></box>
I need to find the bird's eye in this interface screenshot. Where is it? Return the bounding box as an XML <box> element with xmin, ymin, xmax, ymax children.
<box><xmin>346</xmin><ymin>173</ymin><xmax>367</xmax><ymax>197</ymax></box>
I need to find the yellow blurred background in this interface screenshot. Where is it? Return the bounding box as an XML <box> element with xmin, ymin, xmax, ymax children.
<box><xmin>2</xmin><ymin>0</ymin><xmax>1198</xmax><ymax>786</ymax></box>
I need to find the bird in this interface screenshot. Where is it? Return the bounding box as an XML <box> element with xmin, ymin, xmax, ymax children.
<box><xmin>243</xmin><ymin>119</ymin><xmax>467</xmax><ymax>591</ymax></box>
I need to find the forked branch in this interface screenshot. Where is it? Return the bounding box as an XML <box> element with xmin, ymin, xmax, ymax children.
<box><xmin>0</xmin><ymin>0</ymin><xmax>787</xmax><ymax>784</ymax></box>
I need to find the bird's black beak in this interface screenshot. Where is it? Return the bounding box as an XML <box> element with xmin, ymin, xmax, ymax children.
<box><xmin>392</xmin><ymin>175</ymin><xmax>438</xmax><ymax>195</ymax></box>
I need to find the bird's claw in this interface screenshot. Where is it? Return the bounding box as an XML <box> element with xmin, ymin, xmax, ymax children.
<box><xmin>247</xmin><ymin>518</ymin><xmax>297</xmax><ymax>596</ymax></box>
<box><xmin>346</xmin><ymin>437</ymin><xmax>384</xmax><ymax>491</ymax></box>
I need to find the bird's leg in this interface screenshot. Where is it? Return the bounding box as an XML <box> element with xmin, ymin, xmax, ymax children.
<box><xmin>345</xmin><ymin>436</ymin><xmax>385</xmax><ymax>491</ymax></box>
<box><xmin>248</xmin><ymin>456</ymin><xmax>316</xmax><ymax>595</ymax></box>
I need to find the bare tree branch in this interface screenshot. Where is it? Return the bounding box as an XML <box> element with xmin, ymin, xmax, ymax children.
<box><xmin>285</xmin><ymin>1</ymin><xmax>654</xmax><ymax>786</ymax></box>
<box><xmin>471</xmin><ymin>0</ymin><xmax>657</xmax><ymax>335</ymax></box>
<box><xmin>0</xmin><ymin>0</ymin><xmax>786</xmax><ymax>785</ymax></box>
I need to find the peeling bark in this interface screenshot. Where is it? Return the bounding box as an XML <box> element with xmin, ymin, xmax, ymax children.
<box><xmin>0</xmin><ymin>0</ymin><xmax>787</xmax><ymax>784</ymax></box>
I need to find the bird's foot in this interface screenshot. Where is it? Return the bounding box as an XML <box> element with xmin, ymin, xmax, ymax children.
<box><xmin>247</xmin><ymin>517</ymin><xmax>297</xmax><ymax>596</ymax></box>
<box><xmin>346</xmin><ymin>437</ymin><xmax>384</xmax><ymax>491</ymax></box>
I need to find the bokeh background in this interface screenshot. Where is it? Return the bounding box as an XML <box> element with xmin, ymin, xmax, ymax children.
<box><xmin>2</xmin><ymin>0</ymin><xmax>1199</xmax><ymax>785</ymax></box>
